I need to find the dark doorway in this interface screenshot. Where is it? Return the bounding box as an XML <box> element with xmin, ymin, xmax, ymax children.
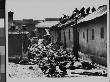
<box><xmin>64</xmin><ymin>31</ymin><xmax>66</xmax><ymax>49</ymax></box>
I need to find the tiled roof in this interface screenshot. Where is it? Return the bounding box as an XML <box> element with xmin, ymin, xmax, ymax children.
<box><xmin>78</xmin><ymin>5</ymin><xmax>107</xmax><ymax>24</ymax></box>
<box><xmin>44</xmin><ymin>5</ymin><xmax>107</xmax><ymax>29</ymax></box>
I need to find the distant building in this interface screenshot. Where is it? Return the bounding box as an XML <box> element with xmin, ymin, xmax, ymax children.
<box><xmin>35</xmin><ymin>18</ymin><xmax>59</xmax><ymax>39</ymax></box>
<box><xmin>8</xmin><ymin>32</ymin><xmax>29</xmax><ymax>57</ymax></box>
<box><xmin>23</xmin><ymin>19</ymin><xmax>33</xmax><ymax>22</ymax></box>
<box><xmin>45</xmin><ymin>18</ymin><xmax>60</xmax><ymax>21</ymax></box>
<box><xmin>8</xmin><ymin>14</ymin><xmax>36</xmax><ymax>57</ymax></box>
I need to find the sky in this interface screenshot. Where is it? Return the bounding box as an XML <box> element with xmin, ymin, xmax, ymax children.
<box><xmin>6</xmin><ymin>0</ymin><xmax>108</xmax><ymax>20</ymax></box>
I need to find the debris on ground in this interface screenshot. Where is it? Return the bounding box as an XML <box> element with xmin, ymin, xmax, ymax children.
<box><xmin>8</xmin><ymin>38</ymin><xmax>107</xmax><ymax>78</ymax></box>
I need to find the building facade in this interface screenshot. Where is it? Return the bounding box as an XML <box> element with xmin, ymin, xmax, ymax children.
<box><xmin>35</xmin><ymin>18</ymin><xmax>59</xmax><ymax>39</ymax></box>
<box><xmin>78</xmin><ymin>6</ymin><xmax>107</xmax><ymax>66</ymax></box>
<box><xmin>60</xmin><ymin>26</ymin><xmax>74</xmax><ymax>51</ymax></box>
<box><xmin>50</xmin><ymin>5</ymin><xmax>107</xmax><ymax>66</ymax></box>
<box><xmin>8</xmin><ymin>32</ymin><xmax>29</xmax><ymax>57</ymax></box>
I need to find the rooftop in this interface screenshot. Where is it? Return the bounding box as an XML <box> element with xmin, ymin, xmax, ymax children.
<box><xmin>78</xmin><ymin>5</ymin><xmax>107</xmax><ymax>24</ymax></box>
<box><xmin>35</xmin><ymin>21</ymin><xmax>59</xmax><ymax>28</ymax></box>
<box><xmin>55</xmin><ymin>5</ymin><xmax>107</xmax><ymax>28</ymax></box>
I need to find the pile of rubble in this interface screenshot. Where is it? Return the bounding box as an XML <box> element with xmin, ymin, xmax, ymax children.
<box><xmin>9</xmin><ymin>39</ymin><xmax>107</xmax><ymax>77</ymax></box>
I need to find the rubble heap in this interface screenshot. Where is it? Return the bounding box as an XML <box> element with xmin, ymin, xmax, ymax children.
<box><xmin>9</xmin><ymin>38</ymin><xmax>107</xmax><ymax>77</ymax></box>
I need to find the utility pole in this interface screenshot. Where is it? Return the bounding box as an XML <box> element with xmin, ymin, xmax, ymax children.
<box><xmin>21</xmin><ymin>25</ymin><xmax>24</xmax><ymax>56</ymax></box>
<box><xmin>73</xmin><ymin>10</ymin><xmax>80</xmax><ymax>61</ymax></box>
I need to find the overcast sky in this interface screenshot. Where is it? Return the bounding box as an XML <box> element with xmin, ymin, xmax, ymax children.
<box><xmin>6</xmin><ymin>0</ymin><xmax>108</xmax><ymax>20</ymax></box>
